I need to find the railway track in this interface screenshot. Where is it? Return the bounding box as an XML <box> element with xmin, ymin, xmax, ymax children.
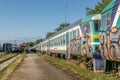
<box><xmin>0</xmin><ymin>54</ymin><xmax>18</xmax><ymax>64</ymax></box>
<box><xmin>0</xmin><ymin>54</ymin><xmax>20</xmax><ymax>72</ymax></box>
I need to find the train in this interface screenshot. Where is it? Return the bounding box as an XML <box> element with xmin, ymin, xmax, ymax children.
<box><xmin>99</xmin><ymin>0</ymin><xmax>120</xmax><ymax>72</ymax></box>
<box><xmin>32</xmin><ymin>0</ymin><xmax>120</xmax><ymax>73</ymax></box>
<box><xmin>2</xmin><ymin>43</ymin><xmax>26</xmax><ymax>53</ymax></box>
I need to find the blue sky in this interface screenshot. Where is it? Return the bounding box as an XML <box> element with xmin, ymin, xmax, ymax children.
<box><xmin>0</xmin><ymin>0</ymin><xmax>100</xmax><ymax>44</ymax></box>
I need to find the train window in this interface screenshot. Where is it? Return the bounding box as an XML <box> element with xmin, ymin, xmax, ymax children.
<box><xmin>107</xmin><ymin>12</ymin><xmax>111</xmax><ymax>26</ymax></box>
<box><xmin>63</xmin><ymin>35</ymin><xmax>66</xmax><ymax>45</ymax></box>
<box><xmin>70</xmin><ymin>31</ymin><xmax>73</xmax><ymax>40</ymax></box>
<box><xmin>59</xmin><ymin>37</ymin><xmax>61</xmax><ymax>46</ymax></box>
<box><xmin>73</xmin><ymin>30</ymin><xmax>76</xmax><ymax>38</ymax></box>
<box><xmin>83</xmin><ymin>22</ymin><xmax>90</xmax><ymax>33</ymax></box>
<box><xmin>86</xmin><ymin>23</ymin><xmax>90</xmax><ymax>33</ymax></box>
<box><xmin>94</xmin><ymin>20</ymin><xmax>100</xmax><ymax>32</ymax></box>
<box><xmin>102</xmin><ymin>15</ymin><xmax>106</xmax><ymax>27</ymax></box>
<box><xmin>76</xmin><ymin>29</ymin><xmax>79</xmax><ymax>36</ymax></box>
<box><xmin>56</xmin><ymin>38</ymin><xmax>58</xmax><ymax>46</ymax></box>
<box><xmin>61</xmin><ymin>36</ymin><xmax>63</xmax><ymax>45</ymax></box>
<box><xmin>102</xmin><ymin>12</ymin><xmax>111</xmax><ymax>27</ymax></box>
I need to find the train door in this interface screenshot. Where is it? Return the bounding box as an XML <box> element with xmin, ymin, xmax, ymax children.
<box><xmin>66</xmin><ymin>32</ymin><xmax>70</xmax><ymax>59</ymax></box>
<box><xmin>81</xmin><ymin>22</ymin><xmax>91</xmax><ymax>57</ymax></box>
<box><xmin>47</xmin><ymin>41</ymin><xmax>50</xmax><ymax>54</ymax></box>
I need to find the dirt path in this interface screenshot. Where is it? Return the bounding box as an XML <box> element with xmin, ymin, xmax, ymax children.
<box><xmin>8</xmin><ymin>53</ymin><xmax>75</xmax><ymax>80</ymax></box>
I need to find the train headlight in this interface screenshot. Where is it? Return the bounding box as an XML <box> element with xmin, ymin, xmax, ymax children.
<box><xmin>111</xmin><ymin>27</ymin><xmax>118</xmax><ymax>33</ymax></box>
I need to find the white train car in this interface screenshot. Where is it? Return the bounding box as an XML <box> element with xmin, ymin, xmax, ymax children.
<box><xmin>40</xmin><ymin>39</ymin><xmax>49</xmax><ymax>53</ymax></box>
<box><xmin>50</xmin><ymin>20</ymin><xmax>81</xmax><ymax>58</ymax></box>
<box><xmin>40</xmin><ymin>19</ymin><xmax>82</xmax><ymax>58</ymax></box>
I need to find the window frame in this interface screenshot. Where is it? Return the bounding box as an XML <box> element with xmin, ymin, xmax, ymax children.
<box><xmin>82</xmin><ymin>22</ymin><xmax>90</xmax><ymax>33</ymax></box>
<box><xmin>102</xmin><ymin>12</ymin><xmax>111</xmax><ymax>27</ymax></box>
<box><xmin>94</xmin><ymin>20</ymin><xmax>100</xmax><ymax>32</ymax></box>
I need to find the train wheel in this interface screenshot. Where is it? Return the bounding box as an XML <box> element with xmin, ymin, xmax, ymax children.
<box><xmin>118</xmin><ymin>66</ymin><xmax>120</xmax><ymax>78</ymax></box>
<box><xmin>76</xmin><ymin>55</ymin><xmax>81</xmax><ymax>65</ymax></box>
<box><xmin>79</xmin><ymin>57</ymin><xmax>87</xmax><ymax>69</ymax></box>
<box><xmin>86</xmin><ymin>59</ymin><xmax>93</xmax><ymax>70</ymax></box>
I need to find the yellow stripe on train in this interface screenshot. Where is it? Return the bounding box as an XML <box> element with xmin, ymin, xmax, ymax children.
<box><xmin>90</xmin><ymin>35</ymin><xmax>100</xmax><ymax>38</ymax></box>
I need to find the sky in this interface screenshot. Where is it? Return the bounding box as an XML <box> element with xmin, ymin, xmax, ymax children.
<box><xmin>0</xmin><ymin>0</ymin><xmax>101</xmax><ymax>44</ymax></box>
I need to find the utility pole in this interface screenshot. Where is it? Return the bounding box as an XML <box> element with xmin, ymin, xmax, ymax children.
<box><xmin>64</xmin><ymin>4</ymin><xmax>68</xmax><ymax>25</ymax></box>
<box><xmin>15</xmin><ymin>40</ymin><xmax>16</xmax><ymax>46</ymax></box>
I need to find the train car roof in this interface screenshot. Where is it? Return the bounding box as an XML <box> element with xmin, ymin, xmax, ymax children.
<box><xmin>82</xmin><ymin>14</ymin><xmax>101</xmax><ymax>23</ymax></box>
<box><xmin>101</xmin><ymin>0</ymin><xmax>117</xmax><ymax>14</ymax></box>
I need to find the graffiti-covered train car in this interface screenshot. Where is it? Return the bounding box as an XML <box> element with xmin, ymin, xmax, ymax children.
<box><xmin>100</xmin><ymin>0</ymin><xmax>120</xmax><ymax>72</ymax></box>
<box><xmin>70</xmin><ymin>14</ymin><xmax>104</xmax><ymax>72</ymax></box>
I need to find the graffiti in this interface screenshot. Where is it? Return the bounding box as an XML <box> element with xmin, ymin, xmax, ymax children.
<box><xmin>100</xmin><ymin>29</ymin><xmax>120</xmax><ymax>61</ymax></box>
<box><xmin>70</xmin><ymin>37</ymin><xmax>81</xmax><ymax>55</ymax></box>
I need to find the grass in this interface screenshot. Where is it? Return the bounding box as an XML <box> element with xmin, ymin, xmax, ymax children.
<box><xmin>0</xmin><ymin>52</ymin><xmax>5</xmax><ymax>54</ymax></box>
<box><xmin>0</xmin><ymin>53</ymin><xmax>17</xmax><ymax>61</ymax></box>
<box><xmin>0</xmin><ymin>52</ymin><xmax>26</xmax><ymax>80</ymax></box>
<box><xmin>38</xmin><ymin>53</ymin><xmax>118</xmax><ymax>80</ymax></box>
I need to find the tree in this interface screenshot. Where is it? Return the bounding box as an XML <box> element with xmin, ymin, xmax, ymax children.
<box><xmin>39</xmin><ymin>38</ymin><xmax>43</xmax><ymax>42</ymax></box>
<box><xmin>27</xmin><ymin>42</ymin><xmax>34</xmax><ymax>47</ymax></box>
<box><xmin>45</xmin><ymin>32</ymin><xmax>55</xmax><ymax>39</ymax></box>
<box><xmin>55</xmin><ymin>23</ymin><xmax>70</xmax><ymax>32</ymax></box>
<box><xmin>33</xmin><ymin>38</ymin><xmax>43</xmax><ymax>45</ymax></box>
<box><xmin>34</xmin><ymin>39</ymin><xmax>40</xmax><ymax>45</ymax></box>
<box><xmin>86</xmin><ymin>0</ymin><xmax>111</xmax><ymax>15</ymax></box>
<box><xmin>45</xmin><ymin>23</ymin><xmax>70</xmax><ymax>39</ymax></box>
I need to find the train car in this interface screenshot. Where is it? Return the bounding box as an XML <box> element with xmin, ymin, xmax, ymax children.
<box><xmin>39</xmin><ymin>14</ymin><xmax>104</xmax><ymax>72</ymax></box>
<box><xmin>70</xmin><ymin>14</ymin><xmax>101</xmax><ymax>57</ymax></box>
<box><xmin>100</xmin><ymin>0</ymin><xmax>120</xmax><ymax>72</ymax></box>
<box><xmin>2</xmin><ymin>43</ymin><xmax>25</xmax><ymax>53</ymax></box>
<box><xmin>40</xmin><ymin>39</ymin><xmax>49</xmax><ymax>53</ymax></box>
<box><xmin>3</xmin><ymin>43</ymin><xmax>12</xmax><ymax>52</ymax></box>
<box><xmin>39</xmin><ymin>19</ymin><xmax>82</xmax><ymax>57</ymax></box>
<box><xmin>0</xmin><ymin>44</ymin><xmax>3</xmax><ymax>51</ymax></box>
<box><xmin>30</xmin><ymin>43</ymin><xmax>41</xmax><ymax>53</ymax></box>
<box><xmin>47</xmin><ymin>19</ymin><xmax>81</xmax><ymax>58</ymax></box>
<box><xmin>11</xmin><ymin>44</ymin><xmax>19</xmax><ymax>52</ymax></box>
<box><xmin>70</xmin><ymin>14</ymin><xmax>104</xmax><ymax>72</ymax></box>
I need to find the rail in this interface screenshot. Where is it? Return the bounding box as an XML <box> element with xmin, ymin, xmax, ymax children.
<box><xmin>0</xmin><ymin>54</ymin><xmax>18</xmax><ymax>64</ymax></box>
<box><xmin>0</xmin><ymin>54</ymin><xmax>20</xmax><ymax>71</ymax></box>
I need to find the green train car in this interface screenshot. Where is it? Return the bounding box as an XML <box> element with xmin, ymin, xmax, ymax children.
<box><xmin>100</xmin><ymin>0</ymin><xmax>120</xmax><ymax>72</ymax></box>
<box><xmin>70</xmin><ymin>14</ymin><xmax>104</xmax><ymax>72</ymax></box>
